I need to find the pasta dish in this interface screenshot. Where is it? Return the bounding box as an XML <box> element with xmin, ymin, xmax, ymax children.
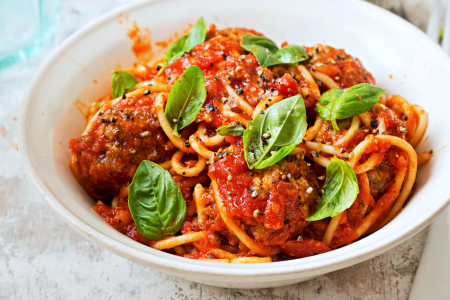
<box><xmin>69</xmin><ymin>18</ymin><xmax>431</xmax><ymax>263</ymax></box>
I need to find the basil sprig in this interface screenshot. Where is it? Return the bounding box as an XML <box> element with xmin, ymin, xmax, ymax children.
<box><xmin>160</xmin><ymin>17</ymin><xmax>207</xmax><ymax>74</ymax></box>
<box><xmin>240</xmin><ymin>35</ymin><xmax>308</xmax><ymax>67</ymax></box>
<box><xmin>217</xmin><ymin>124</ymin><xmax>245</xmax><ymax>136</ymax></box>
<box><xmin>316</xmin><ymin>83</ymin><xmax>386</xmax><ymax>131</ymax></box>
<box><xmin>306</xmin><ymin>158</ymin><xmax>359</xmax><ymax>221</ymax></box>
<box><xmin>128</xmin><ymin>160</ymin><xmax>186</xmax><ymax>240</ymax></box>
<box><xmin>244</xmin><ymin>95</ymin><xmax>307</xmax><ymax>169</ymax></box>
<box><xmin>110</xmin><ymin>70</ymin><xmax>139</xmax><ymax>99</ymax></box>
<box><xmin>165</xmin><ymin>65</ymin><xmax>206</xmax><ymax>136</ymax></box>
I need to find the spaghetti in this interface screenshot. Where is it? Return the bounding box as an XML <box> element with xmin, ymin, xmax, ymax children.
<box><xmin>69</xmin><ymin>25</ymin><xmax>430</xmax><ymax>263</ymax></box>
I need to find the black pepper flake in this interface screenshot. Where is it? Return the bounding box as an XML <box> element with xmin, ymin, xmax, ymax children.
<box><xmin>131</xmin><ymin>117</ymin><xmax>134</xmax><ymax>121</ymax></box>
<box><xmin>306</xmin><ymin>65</ymin><xmax>311</xmax><ymax>69</ymax></box>
<box><xmin>210</xmin><ymin>62</ymin><xmax>213</xmax><ymax>67</ymax></box>
<box><xmin>97</xmin><ymin>159</ymin><xmax>101</xmax><ymax>163</ymax></box>
<box><xmin>237</xmin><ymin>88</ymin><xmax>243</xmax><ymax>95</ymax></box>
<box><xmin>236</xmin><ymin>142</ymin><xmax>240</xmax><ymax>146</ymax></box>
<box><xmin>257</xmin><ymin>96</ymin><xmax>261</xmax><ymax>101</ymax></box>
<box><xmin>182</xmin><ymin>172</ymin><xmax>186</xmax><ymax>175</ymax></box>
<box><xmin>249</xmin><ymin>173</ymin><xmax>254</xmax><ymax>176</ymax></box>
<box><xmin>370</xmin><ymin>120</ymin><xmax>378</xmax><ymax>128</ymax></box>
<box><xmin>118</xmin><ymin>220</ymin><xmax>122</xmax><ymax>223</ymax></box>
<box><xmin>111</xmin><ymin>117</ymin><xmax>117</xmax><ymax>123</ymax></box>
<box><xmin>101</xmin><ymin>118</ymin><xmax>109</xmax><ymax>123</ymax></box>
<box><xmin>343</xmin><ymin>157</ymin><xmax>349</xmax><ymax>161</ymax></box>
<box><xmin>317</xmin><ymin>81</ymin><xmax>322</xmax><ymax>88</ymax></box>
<box><xmin>214</xmin><ymin>77</ymin><xmax>220</xmax><ymax>81</ymax></box>
<box><xmin>214</xmin><ymin>107</ymin><xmax>219</xmax><ymax>111</ymax></box>
<box><xmin>147</xmin><ymin>83</ymin><xmax>153</xmax><ymax>86</ymax></box>
<box><xmin>306</xmin><ymin>94</ymin><xmax>310</xmax><ymax>99</ymax></box>
<box><xmin>222</xmin><ymin>53</ymin><xmax>227</xmax><ymax>59</ymax></box>
<box><xmin>259</xmin><ymin>212</ymin><xmax>264</xmax><ymax>216</ymax></box>
<box><xmin>109</xmin><ymin>173</ymin><xmax>112</xmax><ymax>176</ymax></box>
<box><xmin>99</xmin><ymin>111</ymin><xmax>104</xmax><ymax>116</ymax></box>
<box><xmin>215</xmin><ymin>238</ymin><xmax>220</xmax><ymax>242</ymax></box>
<box><xmin>156</xmin><ymin>146</ymin><xmax>159</xmax><ymax>152</ymax></box>
<box><xmin>260</xmin><ymin>136</ymin><xmax>267</xmax><ymax>144</ymax></box>
<box><xmin>315</xmin><ymin>151</ymin><xmax>319</xmax><ymax>157</ymax></box>
<box><xmin>315</xmin><ymin>47</ymin><xmax>319</xmax><ymax>54</ymax></box>
<box><xmin>185</xmin><ymin>141</ymin><xmax>190</xmax><ymax>148</ymax></box>
<box><xmin>404</xmin><ymin>116</ymin><xmax>408</xmax><ymax>121</ymax></box>
<box><xmin>270</xmin><ymin>88</ymin><xmax>275</xmax><ymax>92</ymax></box>
<box><xmin>287</xmin><ymin>88</ymin><xmax>291</xmax><ymax>92</ymax></box>
<box><xmin>265</xmin><ymin>104</ymin><xmax>269</xmax><ymax>108</ymax></box>
<box><xmin>126</xmin><ymin>114</ymin><xmax>130</xmax><ymax>119</ymax></box>
<box><xmin>212</xmin><ymin>96</ymin><xmax>216</xmax><ymax>100</ymax></box>
<box><xmin>313</xmin><ymin>252</ymin><xmax>317</xmax><ymax>256</ymax></box>
<box><xmin>156</xmin><ymin>65</ymin><xmax>162</xmax><ymax>71</ymax></box>
<box><xmin>337</xmin><ymin>54</ymin><xmax>344</xmax><ymax>60</ymax></box>
<box><xmin>249</xmin><ymin>188</ymin><xmax>254</xmax><ymax>193</ymax></box>
<box><xmin>272</xmin><ymin>180</ymin><xmax>276</xmax><ymax>184</ymax></box>
<box><xmin>206</xmin><ymin>104</ymin><xmax>215</xmax><ymax>112</ymax></box>
<box><xmin>122</xmin><ymin>94</ymin><xmax>126</xmax><ymax>99</ymax></box>
<box><xmin>143</xmin><ymin>90</ymin><xmax>151</xmax><ymax>96</ymax></box>
<box><xmin>167</xmin><ymin>77</ymin><xmax>172</xmax><ymax>81</ymax></box>
<box><xmin>360</xmin><ymin>202</ymin><xmax>365</xmax><ymax>207</ymax></box>
<box><xmin>429</xmin><ymin>149</ymin><xmax>434</xmax><ymax>154</ymax></box>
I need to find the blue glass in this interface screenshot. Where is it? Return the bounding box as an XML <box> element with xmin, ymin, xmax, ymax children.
<box><xmin>0</xmin><ymin>0</ymin><xmax>61</xmax><ymax>70</ymax></box>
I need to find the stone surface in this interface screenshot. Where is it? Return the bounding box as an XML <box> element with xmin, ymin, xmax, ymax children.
<box><xmin>0</xmin><ymin>1</ymin><xmax>434</xmax><ymax>299</ymax></box>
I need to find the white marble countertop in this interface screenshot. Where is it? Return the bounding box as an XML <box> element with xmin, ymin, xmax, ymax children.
<box><xmin>0</xmin><ymin>1</ymin><xmax>435</xmax><ymax>299</ymax></box>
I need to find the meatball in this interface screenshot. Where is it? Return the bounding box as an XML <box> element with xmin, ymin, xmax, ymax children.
<box><xmin>208</xmin><ymin>145</ymin><xmax>320</xmax><ymax>247</ymax></box>
<box><xmin>69</xmin><ymin>91</ymin><xmax>173</xmax><ymax>199</ymax></box>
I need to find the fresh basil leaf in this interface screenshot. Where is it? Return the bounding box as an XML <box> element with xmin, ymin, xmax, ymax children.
<box><xmin>217</xmin><ymin>124</ymin><xmax>245</xmax><ymax>136</ymax></box>
<box><xmin>128</xmin><ymin>160</ymin><xmax>186</xmax><ymax>240</ymax></box>
<box><xmin>316</xmin><ymin>83</ymin><xmax>386</xmax><ymax>131</ymax></box>
<box><xmin>165</xmin><ymin>65</ymin><xmax>206</xmax><ymax>136</ymax></box>
<box><xmin>160</xmin><ymin>17</ymin><xmax>207</xmax><ymax>74</ymax></box>
<box><xmin>243</xmin><ymin>95</ymin><xmax>307</xmax><ymax>169</ymax></box>
<box><xmin>306</xmin><ymin>158</ymin><xmax>359</xmax><ymax>221</ymax></box>
<box><xmin>240</xmin><ymin>35</ymin><xmax>308</xmax><ymax>67</ymax></box>
<box><xmin>110</xmin><ymin>69</ymin><xmax>139</xmax><ymax>99</ymax></box>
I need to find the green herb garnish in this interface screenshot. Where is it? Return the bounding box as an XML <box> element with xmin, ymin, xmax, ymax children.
<box><xmin>316</xmin><ymin>83</ymin><xmax>386</xmax><ymax>131</ymax></box>
<box><xmin>160</xmin><ymin>17</ymin><xmax>207</xmax><ymax>74</ymax></box>
<box><xmin>243</xmin><ymin>95</ymin><xmax>307</xmax><ymax>169</ymax></box>
<box><xmin>165</xmin><ymin>65</ymin><xmax>206</xmax><ymax>137</ymax></box>
<box><xmin>128</xmin><ymin>160</ymin><xmax>187</xmax><ymax>240</ymax></box>
<box><xmin>306</xmin><ymin>158</ymin><xmax>359</xmax><ymax>221</ymax></box>
<box><xmin>217</xmin><ymin>124</ymin><xmax>245</xmax><ymax>136</ymax></box>
<box><xmin>240</xmin><ymin>35</ymin><xmax>308</xmax><ymax>67</ymax></box>
<box><xmin>110</xmin><ymin>69</ymin><xmax>138</xmax><ymax>99</ymax></box>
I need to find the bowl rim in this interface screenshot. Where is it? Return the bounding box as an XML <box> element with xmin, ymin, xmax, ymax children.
<box><xmin>19</xmin><ymin>0</ymin><xmax>450</xmax><ymax>277</ymax></box>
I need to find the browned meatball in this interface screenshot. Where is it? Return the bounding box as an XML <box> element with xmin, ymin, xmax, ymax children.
<box><xmin>69</xmin><ymin>91</ymin><xmax>174</xmax><ymax>199</ymax></box>
<box><xmin>208</xmin><ymin>146</ymin><xmax>320</xmax><ymax>247</ymax></box>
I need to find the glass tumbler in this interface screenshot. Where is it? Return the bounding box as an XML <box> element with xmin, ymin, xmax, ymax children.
<box><xmin>0</xmin><ymin>0</ymin><xmax>61</xmax><ymax>70</ymax></box>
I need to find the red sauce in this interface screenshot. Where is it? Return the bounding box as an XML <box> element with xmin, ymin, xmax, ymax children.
<box><xmin>275</xmin><ymin>74</ymin><xmax>300</xmax><ymax>97</ymax></box>
<box><xmin>93</xmin><ymin>200</ymin><xmax>154</xmax><ymax>246</ymax></box>
<box><xmin>208</xmin><ymin>144</ymin><xmax>318</xmax><ymax>246</ymax></box>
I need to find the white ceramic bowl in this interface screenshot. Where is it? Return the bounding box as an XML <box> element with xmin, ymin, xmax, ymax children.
<box><xmin>20</xmin><ymin>0</ymin><xmax>450</xmax><ymax>288</ymax></box>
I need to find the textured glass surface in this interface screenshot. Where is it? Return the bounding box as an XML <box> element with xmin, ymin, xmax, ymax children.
<box><xmin>0</xmin><ymin>0</ymin><xmax>61</xmax><ymax>69</ymax></box>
